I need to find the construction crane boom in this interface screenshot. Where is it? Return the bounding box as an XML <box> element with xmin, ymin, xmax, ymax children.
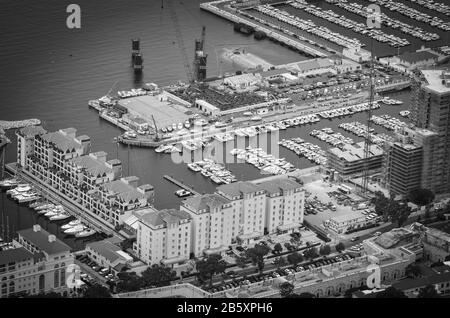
<box><xmin>165</xmin><ymin>0</ymin><xmax>194</xmax><ymax>83</ymax></box>
<box><xmin>151</xmin><ymin>114</ymin><xmax>159</xmax><ymax>141</ymax></box>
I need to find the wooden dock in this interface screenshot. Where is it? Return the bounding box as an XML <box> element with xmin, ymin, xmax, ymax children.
<box><xmin>163</xmin><ymin>175</ymin><xmax>200</xmax><ymax>196</ymax></box>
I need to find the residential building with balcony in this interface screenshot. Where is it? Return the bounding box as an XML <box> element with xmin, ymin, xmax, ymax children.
<box><xmin>134</xmin><ymin>208</ymin><xmax>192</xmax><ymax>266</ymax></box>
<box><xmin>15</xmin><ymin>127</ymin><xmax>154</xmax><ymax>229</ymax></box>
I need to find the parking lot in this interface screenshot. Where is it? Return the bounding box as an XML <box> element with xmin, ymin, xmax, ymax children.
<box><xmin>75</xmin><ymin>254</ymin><xmax>119</xmax><ymax>286</ymax></box>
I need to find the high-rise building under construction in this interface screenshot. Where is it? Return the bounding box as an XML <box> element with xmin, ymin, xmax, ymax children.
<box><xmin>408</xmin><ymin>69</ymin><xmax>450</xmax><ymax>195</ymax></box>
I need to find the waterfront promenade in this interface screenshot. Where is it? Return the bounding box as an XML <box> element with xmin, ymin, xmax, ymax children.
<box><xmin>5</xmin><ymin>163</ymin><xmax>125</xmax><ymax>242</ymax></box>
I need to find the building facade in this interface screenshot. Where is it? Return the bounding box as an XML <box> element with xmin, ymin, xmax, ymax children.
<box><xmin>0</xmin><ymin>225</ymin><xmax>74</xmax><ymax>298</ymax></box>
<box><xmin>134</xmin><ymin>209</ymin><xmax>192</xmax><ymax>266</ymax></box>
<box><xmin>409</xmin><ymin>69</ymin><xmax>450</xmax><ymax>195</ymax></box>
<box><xmin>16</xmin><ymin>127</ymin><xmax>154</xmax><ymax>228</ymax></box>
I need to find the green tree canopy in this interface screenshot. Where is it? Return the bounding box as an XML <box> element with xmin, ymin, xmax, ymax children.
<box><xmin>273</xmin><ymin>256</ymin><xmax>287</xmax><ymax>269</ymax></box>
<box><xmin>375</xmin><ymin>287</ymin><xmax>407</xmax><ymax>298</ymax></box>
<box><xmin>407</xmin><ymin>188</ymin><xmax>435</xmax><ymax>206</ymax></box>
<box><xmin>417</xmin><ymin>285</ymin><xmax>440</xmax><ymax>298</ymax></box>
<box><xmin>273</xmin><ymin>243</ymin><xmax>283</xmax><ymax>254</ymax></box>
<box><xmin>196</xmin><ymin>254</ymin><xmax>228</xmax><ymax>286</ymax></box>
<box><xmin>141</xmin><ymin>264</ymin><xmax>177</xmax><ymax>287</ymax></box>
<box><xmin>279</xmin><ymin>282</ymin><xmax>295</xmax><ymax>298</ymax></box>
<box><xmin>245</xmin><ymin>244</ymin><xmax>271</xmax><ymax>273</ymax></box>
<box><xmin>81</xmin><ymin>283</ymin><xmax>112</xmax><ymax>298</ymax></box>
<box><xmin>287</xmin><ymin>252</ymin><xmax>303</xmax><ymax>266</ymax></box>
<box><xmin>335</xmin><ymin>242</ymin><xmax>345</xmax><ymax>253</ymax></box>
<box><xmin>319</xmin><ymin>244</ymin><xmax>331</xmax><ymax>256</ymax></box>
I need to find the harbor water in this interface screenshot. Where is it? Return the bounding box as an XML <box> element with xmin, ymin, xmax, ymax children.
<box><xmin>0</xmin><ymin>0</ymin><xmax>426</xmax><ymax>247</ymax></box>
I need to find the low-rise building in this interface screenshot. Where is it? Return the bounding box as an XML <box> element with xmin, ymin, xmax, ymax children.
<box><xmin>0</xmin><ymin>225</ymin><xmax>74</xmax><ymax>298</ymax></box>
<box><xmin>392</xmin><ymin>272</ymin><xmax>450</xmax><ymax>297</ymax></box>
<box><xmin>325</xmin><ymin>212</ymin><xmax>373</xmax><ymax>234</ymax></box>
<box><xmin>86</xmin><ymin>239</ymin><xmax>133</xmax><ymax>272</ymax></box>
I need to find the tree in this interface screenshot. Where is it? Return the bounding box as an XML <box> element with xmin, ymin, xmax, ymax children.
<box><xmin>196</xmin><ymin>254</ymin><xmax>228</xmax><ymax>287</ymax></box>
<box><xmin>445</xmin><ymin>255</ymin><xmax>450</xmax><ymax>262</ymax></box>
<box><xmin>81</xmin><ymin>283</ymin><xmax>112</xmax><ymax>298</ymax></box>
<box><xmin>304</xmin><ymin>247</ymin><xmax>318</xmax><ymax>259</ymax></box>
<box><xmin>273</xmin><ymin>243</ymin><xmax>283</xmax><ymax>254</ymax></box>
<box><xmin>407</xmin><ymin>188</ymin><xmax>435</xmax><ymax>207</ymax></box>
<box><xmin>335</xmin><ymin>242</ymin><xmax>345</xmax><ymax>253</ymax></box>
<box><xmin>296</xmin><ymin>292</ymin><xmax>316</xmax><ymax>298</ymax></box>
<box><xmin>418</xmin><ymin>285</ymin><xmax>439</xmax><ymax>298</ymax></box>
<box><xmin>405</xmin><ymin>264</ymin><xmax>422</xmax><ymax>278</ymax></box>
<box><xmin>273</xmin><ymin>257</ymin><xmax>287</xmax><ymax>269</ymax></box>
<box><xmin>246</xmin><ymin>244</ymin><xmax>271</xmax><ymax>274</ymax></box>
<box><xmin>319</xmin><ymin>244</ymin><xmax>331</xmax><ymax>256</ymax></box>
<box><xmin>375</xmin><ymin>287</ymin><xmax>407</xmax><ymax>298</ymax></box>
<box><xmin>116</xmin><ymin>271</ymin><xmax>142</xmax><ymax>292</ymax></box>
<box><xmin>235</xmin><ymin>255</ymin><xmax>249</xmax><ymax>269</ymax></box>
<box><xmin>287</xmin><ymin>252</ymin><xmax>303</xmax><ymax>266</ymax></box>
<box><xmin>141</xmin><ymin>264</ymin><xmax>177</xmax><ymax>287</ymax></box>
<box><xmin>279</xmin><ymin>282</ymin><xmax>294</xmax><ymax>298</ymax></box>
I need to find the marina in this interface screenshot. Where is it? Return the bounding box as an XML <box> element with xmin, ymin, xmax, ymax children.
<box><xmin>230</xmin><ymin>147</ymin><xmax>296</xmax><ymax>175</ymax></box>
<box><xmin>279</xmin><ymin>138</ymin><xmax>327</xmax><ymax>165</ymax></box>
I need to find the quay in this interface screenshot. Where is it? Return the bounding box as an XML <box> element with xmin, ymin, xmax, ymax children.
<box><xmin>5</xmin><ymin>162</ymin><xmax>126</xmax><ymax>242</ymax></box>
<box><xmin>374</xmin><ymin>80</ymin><xmax>411</xmax><ymax>93</ymax></box>
<box><xmin>200</xmin><ymin>1</ymin><xmax>328</xmax><ymax>58</ymax></box>
<box><xmin>0</xmin><ymin>119</ymin><xmax>41</xmax><ymax>131</ymax></box>
<box><xmin>163</xmin><ymin>175</ymin><xmax>200</xmax><ymax>196</ymax></box>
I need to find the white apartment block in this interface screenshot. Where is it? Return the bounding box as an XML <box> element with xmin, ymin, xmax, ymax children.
<box><xmin>134</xmin><ymin>208</ymin><xmax>192</xmax><ymax>266</ymax></box>
<box><xmin>256</xmin><ymin>178</ymin><xmax>305</xmax><ymax>234</ymax></box>
<box><xmin>216</xmin><ymin>181</ymin><xmax>267</xmax><ymax>245</ymax></box>
<box><xmin>181</xmin><ymin>194</ymin><xmax>234</xmax><ymax>257</ymax></box>
<box><xmin>0</xmin><ymin>225</ymin><xmax>74</xmax><ymax>298</ymax></box>
<box><xmin>16</xmin><ymin>126</ymin><xmax>154</xmax><ymax>228</ymax></box>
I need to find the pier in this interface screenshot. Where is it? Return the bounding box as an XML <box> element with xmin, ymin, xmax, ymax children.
<box><xmin>200</xmin><ymin>1</ymin><xmax>328</xmax><ymax>58</ymax></box>
<box><xmin>163</xmin><ymin>175</ymin><xmax>200</xmax><ymax>196</ymax></box>
<box><xmin>5</xmin><ymin>163</ymin><xmax>125</xmax><ymax>242</ymax></box>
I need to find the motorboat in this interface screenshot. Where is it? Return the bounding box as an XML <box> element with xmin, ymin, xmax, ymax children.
<box><xmin>75</xmin><ymin>229</ymin><xmax>97</xmax><ymax>238</ymax></box>
<box><xmin>35</xmin><ymin>203</ymin><xmax>55</xmax><ymax>211</ymax></box>
<box><xmin>49</xmin><ymin>213</ymin><xmax>71</xmax><ymax>221</ymax></box>
<box><xmin>61</xmin><ymin>219</ymin><xmax>81</xmax><ymax>230</ymax></box>
<box><xmin>44</xmin><ymin>210</ymin><xmax>59</xmax><ymax>218</ymax></box>
<box><xmin>64</xmin><ymin>225</ymin><xmax>86</xmax><ymax>235</ymax></box>
<box><xmin>175</xmin><ymin>189</ymin><xmax>192</xmax><ymax>197</ymax></box>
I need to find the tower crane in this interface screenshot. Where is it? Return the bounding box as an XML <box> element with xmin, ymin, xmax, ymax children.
<box><xmin>164</xmin><ymin>0</ymin><xmax>195</xmax><ymax>83</ymax></box>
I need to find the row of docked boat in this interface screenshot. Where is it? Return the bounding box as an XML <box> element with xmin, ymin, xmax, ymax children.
<box><xmin>368</xmin><ymin>0</ymin><xmax>450</xmax><ymax>32</ymax></box>
<box><xmin>338</xmin><ymin>122</ymin><xmax>390</xmax><ymax>146</ymax></box>
<box><xmin>279</xmin><ymin>139</ymin><xmax>327</xmax><ymax>165</ymax></box>
<box><xmin>327</xmin><ymin>0</ymin><xmax>439</xmax><ymax>42</ymax></box>
<box><xmin>409</xmin><ymin>0</ymin><xmax>450</xmax><ymax>17</ymax></box>
<box><xmin>310</xmin><ymin>128</ymin><xmax>355</xmax><ymax>149</ymax></box>
<box><xmin>117</xmin><ymin>88</ymin><xmax>148</xmax><ymax>99</ymax></box>
<box><xmin>291</xmin><ymin>0</ymin><xmax>409</xmax><ymax>47</ymax></box>
<box><xmin>161</xmin><ymin>121</ymin><xmax>191</xmax><ymax>133</ymax></box>
<box><xmin>399</xmin><ymin>110</ymin><xmax>410</xmax><ymax>118</ymax></box>
<box><xmin>230</xmin><ymin>147</ymin><xmax>295</xmax><ymax>175</ymax></box>
<box><xmin>31</xmin><ymin>202</ymin><xmax>97</xmax><ymax>238</ymax></box>
<box><xmin>0</xmin><ymin>178</ymin><xmax>20</xmax><ymax>190</ymax></box>
<box><xmin>187</xmin><ymin>158</ymin><xmax>237</xmax><ymax>184</ymax></box>
<box><xmin>370</xmin><ymin>115</ymin><xmax>408</xmax><ymax>131</ymax></box>
<box><xmin>6</xmin><ymin>184</ymin><xmax>41</xmax><ymax>204</ymax></box>
<box><xmin>252</xmin><ymin>4</ymin><xmax>362</xmax><ymax>50</ymax></box>
<box><xmin>318</xmin><ymin>101</ymin><xmax>380</xmax><ymax>119</ymax></box>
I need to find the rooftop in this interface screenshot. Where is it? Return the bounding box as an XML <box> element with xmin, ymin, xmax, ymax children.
<box><xmin>392</xmin><ymin>272</ymin><xmax>450</xmax><ymax>291</ymax></box>
<box><xmin>398</xmin><ymin>51</ymin><xmax>438</xmax><ymax>64</ymax></box>
<box><xmin>217</xmin><ymin>181</ymin><xmax>261</xmax><ymax>198</ymax></box>
<box><xmin>329</xmin><ymin>211</ymin><xmax>365</xmax><ymax>224</ymax></box>
<box><xmin>40</xmin><ymin>130</ymin><xmax>83</xmax><ymax>153</ymax></box>
<box><xmin>328</xmin><ymin>141</ymin><xmax>384</xmax><ymax>163</ymax></box>
<box><xmin>17</xmin><ymin>226</ymin><xmax>71</xmax><ymax>255</ymax></box>
<box><xmin>70</xmin><ymin>155</ymin><xmax>113</xmax><ymax>177</ymax></box>
<box><xmin>18</xmin><ymin>125</ymin><xmax>47</xmax><ymax>137</ymax></box>
<box><xmin>0</xmin><ymin>247</ymin><xmax>34</xmax><ymax>266</ymax></box>
<box><xmin>256</xmin><ymin>178</ymin><xmax>302</xmax><ymax>195</ymax></box>
<box><xmin>420</xmin><ymin>69</ymin><xmax>450</xmax><ymax>94</ymax></box>
<box><xmin>86</xmin><ymin>240</ymin><xmax>129</xmax><ymax>264</ymax></box>
<box><xmin>140</xmin><ymin>208</ymin><xmax>191</xmax><ymax>228</ymax></box>
<box><xmin>102</xmin><ymin>178</ymin><xmax>146</xmax><ymax>203</ymax></box>
<box><xmin>183</xmin><ymin>193</ymin><xmax>230</xmax><ymax>212</ymax></box>
<box><xmin>375</xmin><ymin>227</ymin><xmax>417</xmax><ymax>249</ymax></box>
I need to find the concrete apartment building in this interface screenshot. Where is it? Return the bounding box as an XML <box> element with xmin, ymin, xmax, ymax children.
<box><xmin>134</xmin><ymin>208</ymin><xmax>192</xmax><ymax>266</ymax></box>
<box><xmin>256</xmin><ymin>178</ymin><xmax>305</xmax><ymax>234</ymax></box>
<box><xmin>0</xmin><ymin>225</ymin><xmax>74</xmax><ymax>298</ymax></box>
<box><xmin>383</xmin><ymin>125</ymin><xmax>440</xmax><ymax>196</ymax></box>
<box><xmin>181</xmin><ymin>194</ymin><xmax>235</xmax><ymax>257</ymax></box>
<box><xmin>16</xmin><ymin>126</ymin><xmax>154</xmax><ymax>228</ymax></box>
<box><xmin>409</xmin><ymin>69</ymin><xmax>450</xmax><ymax>195</ymax></box>
<box><xmin>327</xmin><ymin>141</ymin><xmax>384</xmax><ymax>179</ymax></box>
<box><xmin>216</xmin><ymin>181</ymin><xmax>267</xmax><ymax>245</ymax></box>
